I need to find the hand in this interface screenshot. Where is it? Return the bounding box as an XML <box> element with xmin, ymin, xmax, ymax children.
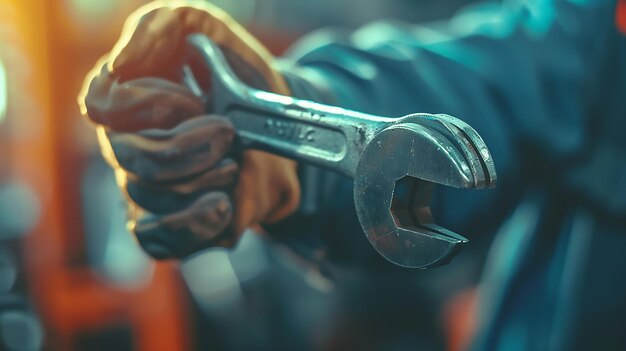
<box><xmin>79</xmin><ymin>1</ymin><xmax>300</xmax><ymax>258</ymax></box>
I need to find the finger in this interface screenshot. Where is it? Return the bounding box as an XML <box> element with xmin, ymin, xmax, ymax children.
<box><xmin>105</xmin><ymin>77</ymin><xmax>204</xmax><ymax>131</ymax></box>
<box><xmin>126</xmin><ymin>158</ymin><xmax>238</xmax><ymax>214</ymax></box>
<box><xmin>108</xmin><ymin>115</ymin><xmax>235</xmax><ymax>181</ymax></box>
<box><xmin>111</xmin><ymin>8</ymin><xmax>159</xmax><ymax>74</ymax></box>
<box><xmin>81</xmin><ymin>62</ymin><xmax>116</xmax><ymax>123</ymax></box>
<box><xmin>85</xmin><ymin>73</ymin><xmax>204</xmax><ymax>131</ymax></box>
<box><xmin>112</xmin><ymin>7</ymin><xmax>185</xmax><ymax>80</ymax></box>
<box><xmin>133</xmin><ymin>191</ymin><xmax>234</xmax><ymax>259</ymax></box>
<box><xmin>137</xmin><ymin>9</ymin><xmax>185</xmax><ymax>78</ymax></box>
<box><xmin>168</xmin><ymin>158</ymin><xmax>238</xmax><ymax>190</ymax></box>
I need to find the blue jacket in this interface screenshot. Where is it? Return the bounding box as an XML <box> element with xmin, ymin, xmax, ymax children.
<box><xmin>272</xmin><ymin>0</ymin><xmax>626</xmax><ymax>349</ymax></box>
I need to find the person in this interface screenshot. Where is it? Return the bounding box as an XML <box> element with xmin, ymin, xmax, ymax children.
<box><xmin>80</xmin><ymin>0</ymin><xmax>626</xmax><ymax>350</ymax></box>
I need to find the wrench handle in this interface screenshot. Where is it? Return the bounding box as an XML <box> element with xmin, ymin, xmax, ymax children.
<box><xmin>184</xmin><ymin>34</ymin><xmax>393</xmax><ymax>178</ymax></box>
<box><xmin>226</xmin><ymin>95</ymin><xmax>385</xmax><ymax>178</ymax></box>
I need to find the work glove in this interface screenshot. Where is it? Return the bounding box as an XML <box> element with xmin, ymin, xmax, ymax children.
<box><xmin>79</xmin><ymin>0</ymin><xmax>300</xmax><ymax>258</ymax></box>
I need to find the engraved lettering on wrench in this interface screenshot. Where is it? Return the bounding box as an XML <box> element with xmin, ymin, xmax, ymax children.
<box><xmin>264</xmin><ymin>119</ymin><xmax>316</xmax><ymax>142</ymax></box>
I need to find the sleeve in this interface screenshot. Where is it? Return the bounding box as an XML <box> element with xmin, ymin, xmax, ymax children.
<box><xmin>277</xmin><ymin>0</ymin><xmax>619</xmax><ymax>236</ymax></box>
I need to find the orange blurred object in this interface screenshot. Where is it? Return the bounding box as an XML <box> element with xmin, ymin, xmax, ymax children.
<box><xmin>444</xmin><ymin>287</ymin><xmax>479</xmax><ymax>351</ymax></box>
<box><xmin>617</xmin><ymin>0</ymin><xmax>626</xmax><ymax>34</ymax></box>
<box><xmin>1</xmin><ymin>0</ymin><xmax>192</xmax><ymax>349</ymax></box>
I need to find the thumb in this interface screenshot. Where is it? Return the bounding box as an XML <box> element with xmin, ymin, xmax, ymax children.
<box><xmin>110</xmin><ymin>3</ymin><xmax>185</xmax><ymax>80</ymax></box>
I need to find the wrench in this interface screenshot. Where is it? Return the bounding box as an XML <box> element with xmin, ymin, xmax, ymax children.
<box><xmin>183</xmin><ymin>34</ymin><xmax>497</xmax><ymax>268</ymax></box>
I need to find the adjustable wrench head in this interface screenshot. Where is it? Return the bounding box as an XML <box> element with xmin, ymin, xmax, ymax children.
<box><xmin>353</xmin><ymin>115</ymin><xmax>496</xmax><ymax>268</ymax></box>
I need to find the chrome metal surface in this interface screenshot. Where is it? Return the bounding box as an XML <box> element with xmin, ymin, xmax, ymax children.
<box><xmin>185</xmin><ymin>34</ymin><xmax>497</xmax><ymax>268</ymax></box>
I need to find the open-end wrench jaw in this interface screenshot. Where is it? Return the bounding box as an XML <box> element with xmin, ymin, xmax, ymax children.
<box><xmin>184</xmin><ymin>34</ymin><xmax>497</xmax><ymax>269</ymax></box>
<box><xmin>354</xmin><ymin>119</ymin><xmax>496</xmax><ymax>268</ymax></box>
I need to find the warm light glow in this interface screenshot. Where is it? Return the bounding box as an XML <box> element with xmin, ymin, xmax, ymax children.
<box><xmin>66</xmin><ymin>0</ymin><xmax>119</xmax><ymax>26</ymax></box>
<box><xmin>0</xmin><ymin>58</ymin><xmax>6</xmax><ymax>123</ymax></box>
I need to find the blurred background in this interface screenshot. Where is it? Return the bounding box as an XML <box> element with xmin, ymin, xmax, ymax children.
<box><xmin>0</xmin><ymin>1</ymin><xmax>477</xmax><ymax>350</ymax></box>
<box><xmin>0</xmin><ymin>1</ymin><xmax>482</xmax><ymax>350</ymax></box>
<box><xmin>2</xmin><ymin>1</ymin><xmax>623</xmax><ymax>351</ymax></box>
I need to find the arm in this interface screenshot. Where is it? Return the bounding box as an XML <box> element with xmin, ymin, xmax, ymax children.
<box><xmin>277</xmin><ymin>0</ymin><xmax>619</xmax><ymax>234</ymax></box>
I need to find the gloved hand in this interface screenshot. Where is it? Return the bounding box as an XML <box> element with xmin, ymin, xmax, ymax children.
<box><xmin>79</xmin><ymin>0</ymin><xmax>300</xmax><ymax>258</ymax></box>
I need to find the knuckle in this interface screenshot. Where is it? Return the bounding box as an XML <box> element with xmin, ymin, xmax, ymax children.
<box><xmin>127</xmin><ymin>181</ymin><xmax>201</xmax><ymax>214</ymax></box>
